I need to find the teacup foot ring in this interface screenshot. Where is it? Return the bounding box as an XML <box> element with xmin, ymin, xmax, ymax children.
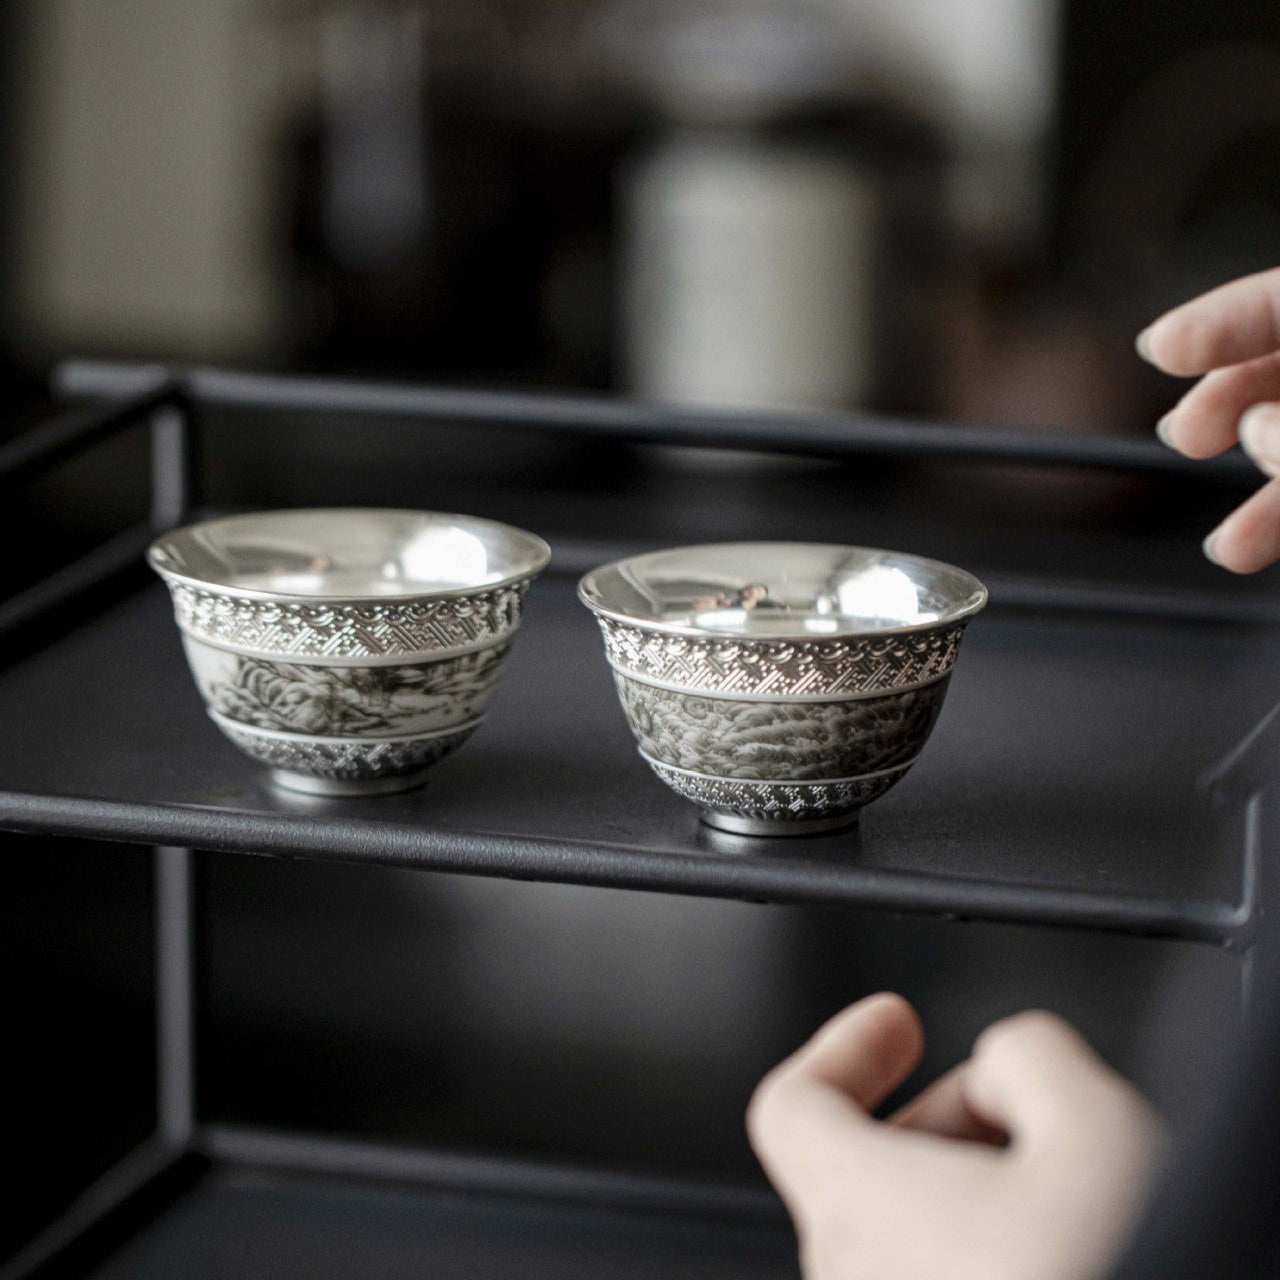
<box><xmin>699</xmin><ymin>809</ymin><xmax>860</xmax><ymax>838</ymax></box>
<box><xmin>271</xmin><ymin>768</ymin><xmax>431</xmax><ymax>798</ymax></box>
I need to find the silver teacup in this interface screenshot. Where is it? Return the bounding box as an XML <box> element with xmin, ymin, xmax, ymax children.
<box><xmin>150</xmin><ymin>508</ymin><xmax>550</xmax><ymax>795</ymax></box>
<box><xmin>580</xmin><ymin>543</ymin><xmax>986</xmax><ymax>835</ymax></box>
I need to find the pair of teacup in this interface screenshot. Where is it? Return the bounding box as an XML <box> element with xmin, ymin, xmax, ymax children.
<box><xmin>149</xmin><ymin>509</ymin><xmax>986</xmax><ymax>835</ymax></box>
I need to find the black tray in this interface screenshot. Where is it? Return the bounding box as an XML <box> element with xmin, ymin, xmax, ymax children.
<box><xmin>0</xmin><ymin>569</ymin><xmax>1265</xmax><ymax>943</ymax></box>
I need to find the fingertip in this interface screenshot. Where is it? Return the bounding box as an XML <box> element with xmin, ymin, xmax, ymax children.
<box><xmin>1137</xmin><ymin>268</ymin><xmax>1280</xmax><ymax>374</ymax></box>
<box><xmin>789</xmin><ymin>992</ymin><xmax>926</xmax><ymax>1110</ymax></box>
<box><xmin>1237</xmin><ymin>402</ymin><xmax>1280</xmax><ymax>476</ymax></box>
<box><xmin>972</xmin><ymin>1009</ymin><xmax>1080</xmax><ymax>1063</ymax></box>
<box><xmin>1202</xmin><ymin>531</ymin><xmax>1224</xmax><ymax>567</ymax></box>
<box><xmin>1204</xmin><ymin>520</ymin><xmax>1279</xmax><ymax>574</ymax></box>
<box><xmin>1238</xmin><ymin>402</ymin><xmax>1270</xmax><ymax>442</ymax></box>
<box><xmin>864</xmin><ymin>990</ymin><xmax>923</xmax><ymax>1033</ymax></box>
<box><xmin>965</xmin><ymin>1010</ymin><xmax>1102</xmax><ymax>1139</ymax></box>
<box><xmin>1134</xmin><ymin>314</ymin><xmax>1194</xmax><ymax>374</ymax></box>
<box><xmin>744</xmin><ymin>1065</ymin><xmax>782</xmax><ymax>1147</ymax></box>
<box><xmin>1156</xmin><ymin>408</ymin><xmax>1234</xmax><ymax>459</ymax></box>
<box><xmin>859</xmin><ymin>991</ymin><xmax>926</xmax><ymax>1068</ymax></box>
<box><xmin>813</xmin><ymin>991</ymin><xmax>922</xmax><ymax>1048</ymax></box>
<box><xmin>1201</xmin><ymin>476</ymin><xmax>1280</xmax><ymax>573</ymax></box>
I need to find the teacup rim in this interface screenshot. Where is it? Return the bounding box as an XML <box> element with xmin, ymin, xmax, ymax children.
<box><xmin>578</xmin><ymin>541</ymin><xmax>988</xmax><ymax>641</ymax></box>
<box><xmin>148</xmin><ymin>507</ymin><xmax>552</xmax><ymax>603</ymax></box>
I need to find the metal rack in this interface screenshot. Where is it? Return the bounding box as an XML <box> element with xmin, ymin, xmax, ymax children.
<box><xmin>2</xmin><ymin>363</ymin><xmax>1276</xmax><ymax>1278</ymax></box>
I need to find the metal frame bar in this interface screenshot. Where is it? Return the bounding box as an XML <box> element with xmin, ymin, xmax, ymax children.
<box><xmin>0</xmin><ymin>789</ymin><xmax>1252</xmax><ymax>946</ymax></box>
<box><xmin>148</xmin><ymin>401</ymin><xmax>196</xmax><ymax>529</ymax></box>
<box><xmin>0</xmin><ymin>384</ymin><xmax>198</xmax><ymax>1277</ymax></box>
<box><xmin>0</xmin><ymin>384</ymin><xmax>191</xmax><ymax>644</ymax></box>
<box><xmin>0</xmin><ymin>1140</ymin><xmax>198</xmax><ymax>1280</ymax></box>
<box><xmin>155</xmin><ymin>847</ymin><xmax>195</xmax><ymax>1148</ymax></box>
<box><xmin>1199</xmin><ymin>706</ymin><xmax>1277</xmax><ymax>1011</ymax></box>
<box><xmin>0</xmin><ymin>384</ymin><xmax>178</xmax><ymax>487</ymax></box>
<box><xmin>196</xmin><ymin>1125</ymin><xmax>788</xmax><ymax>1225</ymax></box>
<box><xmin>1237</xmin><ymin>794</ymin><xmax>1263</xmax><ymax>1013</ymax></box>
<box><xmin>0</xmin><ymin>522</ymin><xmax>158</xmax><ymax>638</ymax></box>
<box><xmin>53</xmin><ymin>359</ymin><xmax>1262</xmax><ymax>482</ymax></box>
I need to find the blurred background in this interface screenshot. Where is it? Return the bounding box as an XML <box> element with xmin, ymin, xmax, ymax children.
<box><xmin>5</xmin><ymin>0</ymin><xmax>1280</xmax><ymax>427</ymax></box>
<box><xmin>5</xmin><ymin>0</ymin><xmax>1280</xmax><ymax>1267</ymax></box>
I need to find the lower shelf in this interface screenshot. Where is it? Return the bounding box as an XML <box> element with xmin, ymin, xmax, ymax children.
<box><xmin>17</xmin><ymin>1131</ymin><xmax>798</xmax><ymax>1280</ymax></box>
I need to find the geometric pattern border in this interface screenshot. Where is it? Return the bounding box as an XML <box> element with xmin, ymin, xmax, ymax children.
<box><xmin>644</xmin><ymin>757</ymin><xmax>907</xmax><ymax>821</ymax></box>
<box><xmin>165</xmin><ymin>578</ymin><xmax>533</xmax><ymax>660</ymax></box>
<box><xmin>597</xmin><ymin>617</ymin><xmax>966</xmax><ymax>698</ymax></box>
<box><xmin>213</xmin><ymin>719</ymin><xmax>477</xmax><ymax>781</ymax></box>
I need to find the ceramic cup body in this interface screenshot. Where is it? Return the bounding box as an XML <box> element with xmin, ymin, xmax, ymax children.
<box><xmin>150</xmin><ymin>509</ymin><xmax>550</xmax><ymax>796</ymax></box>
<box><xmin>580</xmin><ymin>543</ymin><xmax>986</xmax><ymax>835</ymax></box>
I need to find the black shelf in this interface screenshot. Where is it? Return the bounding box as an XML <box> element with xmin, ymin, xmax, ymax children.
<box><xmin>5</xmin><ymin>365</ymin><xmax>1278</xmax><ymax>1277</ymax></box>
<box><xmin>0</xmin><ymin>568</ymin><xmax>1265</xmax><ymax>943</ymax></box>
<box><xmin>12</xmin><ymin>1130</ymin><xmax>795</xmax><ymax>1280</ymax></box>
<box><xmin>90</xmin><ymin>1170</ymin><xmax>790</xmax><ymax>1280</ymax></box>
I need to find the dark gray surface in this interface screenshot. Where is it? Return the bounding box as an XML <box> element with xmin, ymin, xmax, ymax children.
<box><xmin>86</xmin><ymin>1165</ymin><xmax>799</xmax><ymax>1280</ymax></box>
<box><xmin>0</xmin><ymin>572</ymin><xmax>1268</xmax><ymax>933</ymax></box>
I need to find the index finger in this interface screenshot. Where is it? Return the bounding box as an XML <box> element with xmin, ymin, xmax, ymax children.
<box><xmin>746</xmin><ymin>994</ymin><xmax>924</xmax><ymax>1207</ymax></box>
<box><xmin>787</xmin><ymin>993</ymin><xmax>925</xmax><ymax>1100</ymax></box>
<box><xmin>1140</xmin><ymin>267</ymin><xmax>1280</xmax><ymax>375</ymax></box>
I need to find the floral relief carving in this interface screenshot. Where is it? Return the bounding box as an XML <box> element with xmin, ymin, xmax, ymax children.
<box><xmin>616</xmin><ymin>675</ymin><xmax>946</xmax><ymax>780</ymax></box>
<box><xmin>200</xmin><ymin>645</ymin><xmax>508</xmax><ymax>737</ymax></box>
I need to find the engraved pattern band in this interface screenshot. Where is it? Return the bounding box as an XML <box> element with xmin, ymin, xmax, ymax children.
<box><xmin>595</xmin><ymin>617</ymin><xmax>966</xmax><ymax>698</ymax></box>
<box><xmin>162</xmin><ymin>578</ymin><xmax>534</xmax><ymax>663</ymax></box>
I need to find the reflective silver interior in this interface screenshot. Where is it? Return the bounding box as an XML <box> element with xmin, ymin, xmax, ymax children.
<box><xmin>579</xmin><ymin>543</ymin><xmax>987</xmax><ymax>636</ymax></box>
<box><xmin>149</xmin><ymin>509</ymin><xmax>551</xmax><ymax>598</ymax></box>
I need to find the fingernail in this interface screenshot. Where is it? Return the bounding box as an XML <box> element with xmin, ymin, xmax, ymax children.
<box><xmin>1239</xmin><ymin>404</ymin><xmax>1280</xmax><ymax>466</ymax></box>
<box><xmin>1155</xmin><ymin>413</ymin><xmax>1175</xmax><ymax>448</ymax></box>
<box><xmin>1135</xmin><ymin>327</ymin><xmax>1156</xmax><ymax>364</ymax></box>
<box><xmin>1203</xmin><ymin>530</ymin><xmax>1223</xmax><ymax>566</ymax></box>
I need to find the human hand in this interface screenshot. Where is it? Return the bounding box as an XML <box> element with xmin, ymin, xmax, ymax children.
<box><xmin>1139</xmin><ymin>267</ymin><xmax>1280</xmax><ymax>571</ymax></box>
<box><xmin>747</xmin><ymin>994</ymin><xmax>1166</xmax><ymax>1280</ymax></box>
